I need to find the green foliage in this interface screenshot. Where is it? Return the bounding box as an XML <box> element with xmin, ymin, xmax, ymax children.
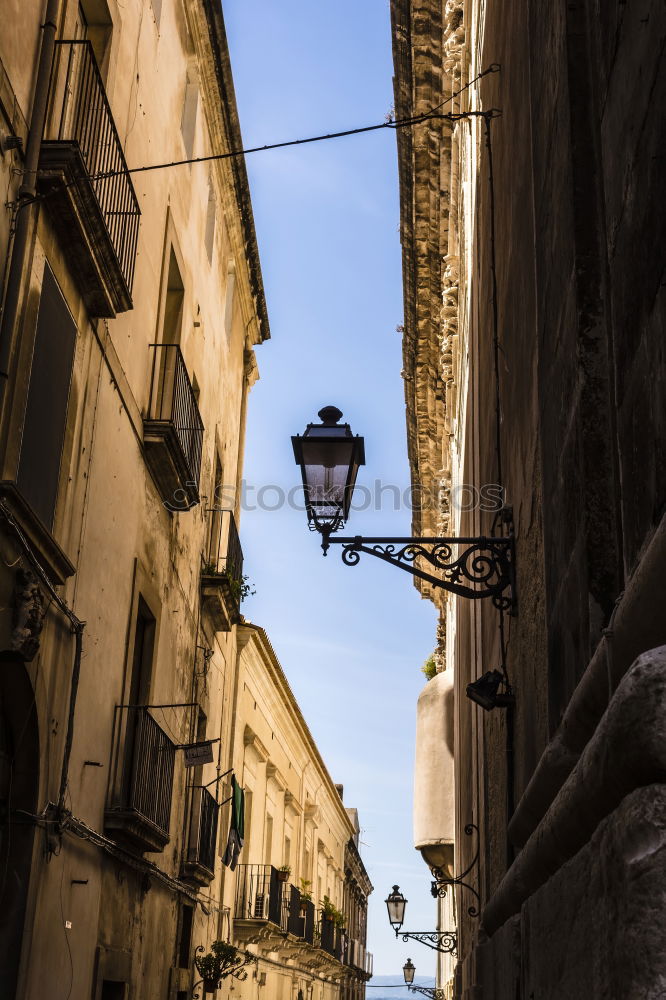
<box><xmin>422</xmin><ymin>655</ymin><xmax>437</xmax><ymax>681</ymax></box>
<box><xmin>322</xmin><ymin>895</ymin><xmax>345</xmax><ymax>929</ymax></box>
<box><xmin>201</xmin><ymin>563</ymin><xmax>256</xmax><ymax>604</ymax></box>
<box><xmin>194</xmin><ymin>941</ymin><xmax>239</xmax><ymax>983</ymax></box>
<box><xmin>299</xmin><ymin>878</ymin><xmax>313</xmax><ymax>901</ymax></box>
<box><xmin>278</xmin><ymin>864</ymin><xmax>292</xmax><ymax>874</ymax></box>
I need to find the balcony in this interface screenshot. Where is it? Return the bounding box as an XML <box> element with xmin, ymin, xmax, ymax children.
<box><xmin>201</xmin><ymin>510</ymin><xmax>244</xmax><ymax>631</ymax></box>
<box><xmin>39</xmin><ymin>40</ymin><xmax>140</xmax><ymax>317</ymax></box>
<box><xmin>105</xmin><ymin>707</ymin><xmax>176</xmax><ymax>853</ymax></box>
<box><xmin>144</xmin><ymin>344</ymin><xmax>204</xmax><ymax>510</ymax></box>
<box><xmin>344</xmin><ymin>939</ymin><xmax>373</xmax><ymax>979</ymax></box>
<box><xmin>233</xmin><ymin>866</ymin><xmax>349</xmax><ymax>973</ymax></box>
<box><xmin>234</xmin><ymin>864</ymin><xmax>282</xmax><ymax>932</ymax></box>
<box><xmin>181</xmin><ymin>785</ymin><xmax>219</xmax><ymax>887</ymax></box>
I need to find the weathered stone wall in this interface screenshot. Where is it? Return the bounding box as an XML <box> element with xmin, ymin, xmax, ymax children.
<box><xmin>393</xmin><ymin>0</ymin><xmax>666</xmax><ymax>996</ymax></box>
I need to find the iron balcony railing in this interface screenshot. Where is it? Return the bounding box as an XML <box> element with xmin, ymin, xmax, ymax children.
<box><xmin>207</xmin><ymin>509</ymin><xmax>243</xmax><ymax>583</ymax></box>
<box><xmin>48</xmin><ymin>40</ymin><xmax>140</xmax><ymax>295</ymax></box>
<box><xmin>234</xmin><ymin>865</ymin><xmax>282</xmax><ymax>926</ymax></box>
<box><xmin>148</xmin><ymin>344</ymin><xmax>204</xmax><ymax>490</ymax></box>
<box><xmin>122</xmin><ymin>707</ymin><xmax>176</xmax><ymax>835</ymax></box>
<box><xmin>185</xmin><ymin>785</ymin><xmax>219</xmax><ymax>876</ymax></box>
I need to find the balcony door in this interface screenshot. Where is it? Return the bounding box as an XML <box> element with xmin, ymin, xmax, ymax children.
<box><xmin>16</xmin><ymin>265</ymin><xmax>77</xmax><ymax>530</ymax></box>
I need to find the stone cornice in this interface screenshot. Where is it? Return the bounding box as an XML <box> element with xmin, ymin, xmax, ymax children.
<box><xmin>243</xmin><ymin>724</ymin><xmax>270</xmax><ymax>762</ymax></box>
<box><xmin>391</xmin><ymin>0</ymin><xmax>466</xmax><ymax>613</ymax></box>
<box><xmin>195</xmin><ymin>0</ymin><xmax>270</xmax><ymax>346</ymax></box>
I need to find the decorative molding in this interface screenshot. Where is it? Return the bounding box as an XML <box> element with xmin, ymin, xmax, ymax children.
<box><xmin>243</xmin><ymin>725</ymin><xmax>269</xmax><ymax>762</ymax></box>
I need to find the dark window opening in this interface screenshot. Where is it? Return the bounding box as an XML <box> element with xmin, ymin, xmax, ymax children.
<box><xmin>17</xmin><ymin>265</ymin><xmax>77</xmax><ymax>529</ymax></box>
<box><xmin>101</xmin><ymin>982</ymin><xmax>125</xmax><ymax>1000</ymax></box>
<box><xmin>177</xmin><ymin>903</ymin><xmax>194</xmax><ymax>969</ymax></box>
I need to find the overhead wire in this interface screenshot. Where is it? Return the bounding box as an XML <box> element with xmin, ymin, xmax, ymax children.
<box><xmin>8</xmin><ymin>64</ymin><xmax>500</xmax><ymax>212</ymax></box>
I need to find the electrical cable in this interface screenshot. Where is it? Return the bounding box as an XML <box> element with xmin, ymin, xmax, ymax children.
<box><xmin>9</xmin><ymin>65</ymin><xmax>500</xmax><ymax>212</ymax></box>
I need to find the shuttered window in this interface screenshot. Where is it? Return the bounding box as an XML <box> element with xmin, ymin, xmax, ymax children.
<box><xmin>17</xmin><ymin>265</ymin><xmax>77</xmax><ymax>529</ymax></box>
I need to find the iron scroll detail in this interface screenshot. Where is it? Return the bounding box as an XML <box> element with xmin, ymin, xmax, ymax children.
<box><xmin>329</xmin><ymin>536</ymin><xmax>515</xmax><ymax>611</ymax></box>
<box><xmin>399</xmin><ymin>930</ymin><xmax>457</xmax><ymax>955</ymax></box>
<box><xmin>430</xmin><ymin>823</ymin><xmax>480</xmax><ymax>918</ymax></box>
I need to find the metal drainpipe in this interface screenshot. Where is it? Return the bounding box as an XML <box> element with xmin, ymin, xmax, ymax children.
<box><xmin>0</xmin><ymin>0</ymin><xmax>61</xmax><ymax>407</ymax></box>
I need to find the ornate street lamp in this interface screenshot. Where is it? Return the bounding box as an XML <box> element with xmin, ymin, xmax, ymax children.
<box><xmin>292</xmin><ymin>408</ymin><xmax>516</xmax><ymax>613</ymax></box>
<box><xmin>386</xmin><ymin>885</ymin><xmax>407</xmax><ymax>933</ymax></box>
<box><xmin>402</xmin><ymin>961</ymin><xmax>445</xmax><ymax>1000</ymax></box>
<box><xmin>291</xmin><ymin>406</ymin><xmax>365</xmax><ymax>542</ymax></box>
<box><xmin>384</xmin><ymin>886</ymin><xmax>457</xmax><ymax>956</ymax></box>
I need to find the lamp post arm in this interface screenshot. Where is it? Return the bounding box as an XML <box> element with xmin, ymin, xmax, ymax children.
<box><xmin>325</xmin><ymin>535</ymin><xmax>515</xmax><ymax>612</ymax></box>
<box><xmin>396</xmin><ymin>930</ymin><xmax>457</xmax><ymax>955</ymax></box>
<box><xmin>409</xmin><ymin>988</ymin><xmax>446</xmax><ymax>999</ymax></box>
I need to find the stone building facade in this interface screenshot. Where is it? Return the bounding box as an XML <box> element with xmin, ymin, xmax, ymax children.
<box><xmin>392</xmin><ymin>0</ymin><xmax>666</xmax><ymax>997</ymax></box>
<box><xmin>226</xmin><ymin>625</ymin><xmax>373</xmax><ymax>1000</ymax></box>
<box><xmin>0</xmin><ymin>1</ymin><xmax>372</xmax><ymax>998</ymax></box>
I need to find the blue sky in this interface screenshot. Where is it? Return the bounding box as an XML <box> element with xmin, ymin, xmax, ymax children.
<box><xmin>224</xmin><ymin>0</ymin><xmax>438</xmax><ymax>977</ymax></box>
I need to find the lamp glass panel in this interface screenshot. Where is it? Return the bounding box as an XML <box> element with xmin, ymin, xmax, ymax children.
<box><xmin>300</xmin><ymin>437</ymin><xmax>354</xmax><ymax>522</ymax></box>
<box><xmin>403</xmin><ymin>960</ymin><xmax>416</xmax><ymax>984</ymax></box>
<box><xmin>386</xmin><ymin>893</ymin><xmax>406</xmax><ymax>929</ymax></box>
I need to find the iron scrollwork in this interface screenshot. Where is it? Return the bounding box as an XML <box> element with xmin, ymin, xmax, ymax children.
<box><xmin>430</xmin><ymin>823</ymin><xmax>480</xmax><ymax>918</ymax></box>
<box><xmin>399</xmin><ymin>930</ymin><xmax>457</xmax><ymax>955</ymax></box>
<box><xmin>326</xmin><ymin>535</ymin><xmax>515</xmax><ymax>611</ymax></box>
<box><xmin>409</xmin><ymin>988</ymin><xmax>446</xmax><ymax>999</ymax></box>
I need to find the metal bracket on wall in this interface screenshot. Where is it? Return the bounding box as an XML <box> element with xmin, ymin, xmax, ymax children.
<box><xmin>398</xmin><ymin>930</ymin><xmax>458</xmax><ymax>955</ymax></box>
<box><xmin>324</xmin><ymin>534</ymin><xmax>515</xmax><ymax>613</ymax></box>
<box><xmin>409</xmin><ymin>988</ymin><xmax>446</xmax><ymax>999</ymax></box>
<box><xmin>430</xmin><ymin>823</ymin><xmax>481</xmax><ymax>918</ymax></box>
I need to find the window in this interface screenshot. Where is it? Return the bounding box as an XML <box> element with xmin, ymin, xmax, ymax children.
<box><xmin>101</xmin><ymin>983</ymin><xmax>125</xmax><ymax>1000</ymax></box>
<box><xmin>264</xmin><ymin>814</ymin><xmax>273</xmax><ymax>865</ymax></box>
<box><xmin>208</xmin><ymin>453</ymin><xmax>224</xmax><ymax>568</ymax></box>
<box><xmin>162</xmin><ymin>249</ymin><xmax>184</xmax><ymax>346</ymax></box>
<box><xmin>78</xmin><ymin>0</ymin><xmax>113</xmax><ymax>78</ymax></box>
<box><xmin>121</xmin><ymin>596</ymin><xmax>155</xmax><ymax>797</ymax></box>
<box><xmin>284</xmin><ymin>836</ymin><xmax>291</xmax><ymax>868</ymax></box>
<box><xmin>129</xmin><ymin>597</ymin><xmax>155</xmax><ymax>706</ymax></box>
<box><xmin>17</xmin><ymin>265</ymin><xmax>77</xmax><ymax>529</ymax></box>
<box><xmin>205</xmin><ymin>177</ymin><xmax>216</xmax><ymax>262</ymax></box>
<box><xmin>242</xmin><ymin>787</ymin><xmax>253</xmax><ymax>861</ymax></box>
<box><xmin>181</xmin><ymin>67</ymin><xmax>198</xmax><ymax>159</ymax></box>
<box><xmin>177</xmin><ymin>903</ymin><xmax>194</xmax><ymax>969</ymax></box>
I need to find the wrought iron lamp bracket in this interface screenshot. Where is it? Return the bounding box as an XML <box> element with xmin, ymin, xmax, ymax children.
<box><xmin>322</xmin><ymin>532</ymin><xmax>515</xmax><ymax>612</ymax></box>
<box><xmin>409</xmin><ymin>988</ymin><xmax>446</xmax><ymax>999</ymax></box>
<box><xmin>397</xmin><ymin>930</ymin><xmax>457</xmax><ymax>955</ymax></box>
<box><xmin>430</xmin><ymin>823</ymin><xmax>480</xmax><ymax>918</ymax></box>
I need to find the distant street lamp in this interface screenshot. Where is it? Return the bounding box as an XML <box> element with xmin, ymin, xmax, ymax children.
<box><xmin>384</xmin><ymin>886</ymin><xmax>457</xmax><ymax>956</ymax></box>
<box><xmin>292</xmin><ymin>407</ymin><xmax>516</xmax><ymax>613</ymax></box>
<box><xmin>402</xmin><ymin>961</ymin><xmax>445</xmax><ymax>999</ymax></box>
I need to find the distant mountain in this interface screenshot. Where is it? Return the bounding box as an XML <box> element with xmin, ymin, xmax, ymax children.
<box><xmin>365</xmin><ymin>974</ymin><xmax>437</xmax><ymax>999</ymax></box>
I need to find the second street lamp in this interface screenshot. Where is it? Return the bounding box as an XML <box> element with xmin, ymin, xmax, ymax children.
<box><xmin>402</xmin><ymin>961</ymin><xmax>445</xmax><ymax>999</ymax></box>
<box><xmin>384</xmin><ymin>885</ymin><xmax>457</xmax><ymax>956</ymax></box>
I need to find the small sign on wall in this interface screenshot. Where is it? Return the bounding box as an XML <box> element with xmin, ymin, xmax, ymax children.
<box><xmin>183</xmin><ymin>740</ymin><xmax>215</xmax><ymax>767</ymax></box>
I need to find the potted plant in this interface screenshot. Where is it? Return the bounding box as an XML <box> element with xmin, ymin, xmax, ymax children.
<box><xmin>195</xmin><ymin>941</ymin><xmax>242</xmax><ymax>995</ymax></box>
<box><xmin>277</xmin><ymin>864</ymin><xmax>291</xmax><ymax>883</ymax></box>
<box><xmin>321</xmin><ymin>895</ymin><xmax>336</xmax><ymax>922</ymax></box>
<box><xmin>299</xmin><ymin>878</ymin><xmax>312</xmax><ymax>917</ymax></box>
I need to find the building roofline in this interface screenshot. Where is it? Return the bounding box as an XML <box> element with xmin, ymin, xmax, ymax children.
<box><xmin>200</xmin><ymin>0</ymin><xmax>270</xmax><ymax>344</ymax></box>
<box><xmin>238</xmin><ymin>622</ymin><xmax>356</xmax><ymax>837</ymax></box>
